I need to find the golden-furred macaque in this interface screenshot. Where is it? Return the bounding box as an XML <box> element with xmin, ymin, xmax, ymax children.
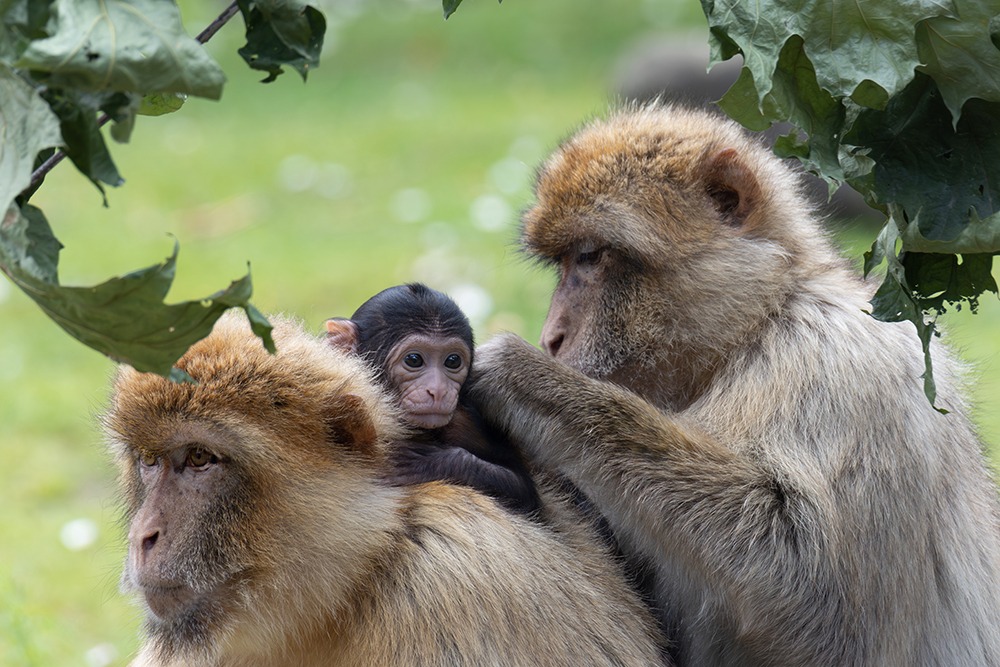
<box><xmin>467</xmin><ymin>104</ymin><xmax>1000</xmax><ymax>666</ymax></box>
<box><xmin>104</xmin><ymin>311</ymin><xmax>665</xmax><ymax>667</ymax></box>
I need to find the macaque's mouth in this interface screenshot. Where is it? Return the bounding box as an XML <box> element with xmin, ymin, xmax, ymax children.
<box><xmin>404</xmin><ymin>412</ymin><xmax>453</xmax><ymax>429</ymax></box>
<box><xmin>140</xmin><ymin>582</ymin><xmax>199</xmax><ymax>621</ymax></box>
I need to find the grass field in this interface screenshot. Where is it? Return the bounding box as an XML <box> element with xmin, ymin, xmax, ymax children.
<box><xmin>2</xmin><ymin>1</ymin><xmax>998</xmax><ymax>665</ymax></box>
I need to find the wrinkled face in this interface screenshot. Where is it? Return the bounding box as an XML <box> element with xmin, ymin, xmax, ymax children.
<box><xmin>117</xmin><ymin>419</ymin><xmax>257</xmax><ymax>646</ymax></box>
<box><xmin>534</xmin><ymin>240</ymin><xmax>657</xmax><ymax>382</ymax></box>
<box><xmin>386</xmin><ymin>333</ymin><xmax>470</xmax><ymax>429</ymax></box>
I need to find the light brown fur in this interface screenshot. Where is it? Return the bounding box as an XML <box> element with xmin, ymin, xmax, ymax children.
<box><xmin>104</xmin><ymin>312</ymin><xmax>665</xmax><ymax>667</ymax></box>
<box><xmin>469</xmin><ymin>104</ymin><xmax>1000</xmax><ymax>666</ymax></box>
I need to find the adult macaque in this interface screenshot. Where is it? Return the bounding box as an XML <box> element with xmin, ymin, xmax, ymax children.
<box><xmin>105</xmin><ymin>312</ymin><xmax>663</xmax><ymax>666</ymax></box>
<box><xmin>326</xmin><ymin>283</ymin><xmax>539</xmax><ymax>515</ymax></box>
<box><xmin>467</xmin><ymin>105</ymin><xmax>1000</xmax><ymax>665</ymax></box>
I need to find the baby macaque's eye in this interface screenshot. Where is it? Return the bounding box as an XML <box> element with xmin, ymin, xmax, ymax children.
<box><xmin>404</xmin><ymin>353</ymin><xmax>424</xmax><ymax>368</ymax></box>
<box><xmin>444</xmin><ymin>354</ymin><xmax>463</xmax><ymax>370</ymax></box>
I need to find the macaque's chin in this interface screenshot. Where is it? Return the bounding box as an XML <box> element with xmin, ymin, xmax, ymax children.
<box><xmin>404</xmin><ymin>412</ymin><xmax>453</xmax><ymax>430</ymax></box>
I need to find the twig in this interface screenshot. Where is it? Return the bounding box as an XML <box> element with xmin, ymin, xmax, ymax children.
<box><xmin>196</xmin><ymin>2</ymin><xmax>240</xmax><ymax>44</ymax></box>
<box><xmin>19</xmin><ymin>1</ymin><xmax>241</xmax><ymax>203</ymax></box>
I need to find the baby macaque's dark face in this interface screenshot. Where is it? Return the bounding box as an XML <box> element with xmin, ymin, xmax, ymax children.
<box><xmin>386</xmin><ymin>333</ymin><xmax>470</xmax><ymax>429</ymax></box>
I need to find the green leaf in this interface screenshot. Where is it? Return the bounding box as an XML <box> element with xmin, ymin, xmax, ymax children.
<box><xmin>845</xmin><ymin>75</ymin><xmax>1000</xmax><ymax>252</ymax></box>
<box><xmin>103</xmin><ymin>92</ymin><xmax>139</xmax><ymax>144</ymax></box>
<box><xmin>16</xmin><ymin>0</ymin><xmax>225</xmax><ymax>99</ymax></box>
<box><xmin>1</xmin><ymin>201</ymin><xmax>61</xmax><ymax>282</ymax></box>
<box><xmin>900</xmin><ymin>208</ymin><xmax>1000</xmax><ymax>255</ymax></box>
<box><xmin>704</xmin><ymin>0</ymin><xmax>956</xmax><ymax>105</ymax></box>
<box><xmin>917</xmin><ymin>0</ymin><xmax>1000</xmax><ymax>123</ymax></box>
<box><xmin>765</xmin><ymin>36</ymin><xmax>847</xmax><ymax>189</ymax></box>
<box><xmin>0</xmin><ymin>205</ymin><xmax>275</xmax><ymax>376</ymax></box>
<box><xmin>443</xmin><ymin>0</ymin><xmax>463</xmax><ymax>19</ymax></box>
<box><xmin>236</xmin><ymin>0</ymin><xmax>326</xmax><ymax>83</ymax></box>
<box><xmin>717</xmin><ymin>65</ymin><xmax>770</xmax><ymax>131</ymax></box>
<box><xmin>0</xmin><ymin>64</ymin><xmax>62</xmax><ymax>210</ymax></box>
<box><xmin>137</xmin><ymin>92</ymin><xmax>186</xmax><ymax>117</ymax></box>
<box><xmin>863</xmin><ymin>221</ymin><xmax>942</xmax><ymax>407</ymax></box>
<box><xmin>904</xmin><ymin>251</ymin><xmax>998</xmax><ymax>315</ymax></box>
<box><xmin>0</xmin><ymin>0</ymin><xmax>54</xmax><ymax>60</ymax></box>
<box><xmin>39</xmin><ymin>87</ymin><xmax>124</xmax><ymax>197</ymax></box>
<box><xmin>720</xmin><ymin>38</ymin><xmax>848</xmax><ymax>192</ymax></box>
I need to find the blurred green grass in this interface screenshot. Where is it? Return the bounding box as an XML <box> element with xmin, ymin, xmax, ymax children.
<box><xmin>1</xmin><ymin>1</ymin><xmax>997</xmax><ymax>665</ymax></box>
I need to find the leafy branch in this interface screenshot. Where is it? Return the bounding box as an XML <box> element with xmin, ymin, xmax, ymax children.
<box><xmin>20</xmin><ymin>2</ymin><xmax>241</xmax><ymax>203</ymax></box>
<box><xmin>1</xmin><ymin>0</ymin><xmax>327</xmax><ymax>376</ymax></box>
<box><xmin>701</xmin><ymin>0</ymin><xmax>1000</xmax><ymax>405</ymax></box>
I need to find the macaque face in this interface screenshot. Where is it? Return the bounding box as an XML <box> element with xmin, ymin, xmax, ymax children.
<box><xmin>120</xmin><ymin>420</ymin><xmax>252</xmax><ymax>633</ymax></box>
<box><xmin>386</xmin><ymin>333</ymin><xmax>470</xmax><ymax>429</ymax></box>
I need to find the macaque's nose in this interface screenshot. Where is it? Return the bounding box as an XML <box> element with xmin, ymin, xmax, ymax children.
<box><xmin>141</xmin><ymin>530</ymin><xmax>159</xmax><ymax>557</ymax></box>
<box><xmin>425</xmin><ymin>371</ymin><xmax>450</xmax><ymax>400</ymax></box>
<box><xmin>540</xmin><ymin>320</ymin><xmax>565</xmax><ymax>357</ymax></box>
<box><xmin>129</xmin><ymin>507</ymin><xmax>165</xmax><ymax>565</ymax></box>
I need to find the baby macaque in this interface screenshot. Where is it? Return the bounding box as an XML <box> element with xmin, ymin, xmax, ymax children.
<box><xmin>326</xmin><ymin>283</ymin><xmax>540</xmax><ymax>515</ymax></box>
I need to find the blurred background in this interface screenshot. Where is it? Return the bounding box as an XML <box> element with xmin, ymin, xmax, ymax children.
<box><xmin>2</xmin><ymin>0</ymin><xmax>998</xmax><ymax>664</ymax></box>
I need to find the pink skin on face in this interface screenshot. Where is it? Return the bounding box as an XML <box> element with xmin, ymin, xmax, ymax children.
<box><xmin>386</xmin><ymin>333</ymin><xmax>470</xmax><ymax>429</ymax></box>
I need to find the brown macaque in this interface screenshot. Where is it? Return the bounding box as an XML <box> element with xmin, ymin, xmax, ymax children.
<box><xmin>467</xmin><ymin>104</ymin><xmax>1000</xmax><ymax>666</ymax></box>
<box><xmin>326</xmin><ymin>283</ymin><xmax>539</xmax><ymax>515</ymax></box>
<box><xmin>105</xmin><ymin>312</ymin><xmax>666</xmax><ymax>667</ymax></box>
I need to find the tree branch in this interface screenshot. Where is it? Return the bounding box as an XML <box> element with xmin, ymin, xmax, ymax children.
<box><xmin>19</xmin><ymin>1</ymin><xmax>241</xmax><ymax>203</ymax></box>
<box><xmin>196</xmin><ymin>1</ymin><xmax>240</xmax><ymax>44</ymax></box>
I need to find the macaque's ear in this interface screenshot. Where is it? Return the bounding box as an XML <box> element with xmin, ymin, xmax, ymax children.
<box><xmin>325</xmin><ymin>318</ymin><xmax>359</xmax><ymax>353</ymax></box>
<box><xmin>323</xmin><ymin>393</ymin><xmax>378</xmax><ymax>454</ymax></box>
<box><xmin>702</xmin><ymin>148</ymin><xmax>761</xmax><ymax>227</ymax></box>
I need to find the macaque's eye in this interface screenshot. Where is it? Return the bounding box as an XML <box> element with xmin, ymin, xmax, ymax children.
<box><xmin>444</xmin><ymin>354</ymin><xmax>464</xmax><ymax>370</ymax></box>
<box><xmin>139</xmin><ymin>451</ymin><xmax>158</xmax><ymax>467</ymax></box>
<box><xmin>186</xmin><ymin>448</ymin><xmax>220</xmax><ymax>469</ymax></box>
<box><xmin>404</xmin><ymin>352</ymin><xmax>424</xmax><ymax>369</ymax></box>
<box><xmin>576</xmin><ymin>248</ymin><xmax>604</xmax><ymax>266</ymax></box>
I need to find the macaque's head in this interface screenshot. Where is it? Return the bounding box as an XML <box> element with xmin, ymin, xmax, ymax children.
<box><xmin>326</xmin><ymin>283</ymin><xmax>474</xmax><ymax>430</ymax></box>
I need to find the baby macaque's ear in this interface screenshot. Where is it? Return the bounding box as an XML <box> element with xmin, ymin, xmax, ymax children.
<box><xmin>324</xmin><ymin>318</ymin><xmax>359</xmax><ymax>353</ymax></box>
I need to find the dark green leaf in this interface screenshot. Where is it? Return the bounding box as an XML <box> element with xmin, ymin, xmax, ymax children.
<box><xmin>765</xmin><ymin>37</ymin><xmax>847</xmax><ymax>189</ymax></box>
<box><xmin>863</xmin><ymin>221</ymin><xmax>942</xmax><ymax>406</ymax></box>
<box><xmin>443</xmin><ymin>0</ymin><xmax>463</xmax><ymax>19</ymax></box>
<box><xmin>720</xmin><ymin>38</ymin><xmax>848</xmax><ymax>192</ymax></box>
<box><xmin>99</xmin><ymin>91</ymin><xmax>139</xmax><ymax>144</ymax></box>
<box><xmin>17</xmin><ymin>0</ymin><xmax>225</xmax><ymax>99</ymax></box>
<box><xmin>0</xmin><ymin>64</ymin><xmax>62</xmax><ymax>210</ymax></box>
<box><xmin>904</xmin><ymin>251</ymin><xmax>998</xmax><ymax>315</ymax></box>
<box><xmin>0</xmin><ymin>0</ymin><xmax>54</xmax><ymax>60</ymax></box>
<box><xmin>863</xmin><ymin>220</ymin><xmax>894</xmax><ymax>278</ymax></box>
<box><xmin>845</xmin><ymin>75</ymin><xmax>1000</xmax><ymax>252</ymax></box>
<box><xmin>772</xmin><ymin>129</ymin><xmax>808</xmax><ymax>162</ymax></box>
<box><xmin>869</xmin><ymin>274</ymin><xmax>940</xmax><ymax>406</ymax></box>
<box><xmin>703</xmin><ymin>0</ymin><xmax>955</xmax><ymax>105</ymax></box>
<box><xmin>917</xmin><ymin>0</ymin><xmax>1000</xmax><ymax>123</ymax></box>
<box><xmin>900</xmin><ymin>208</ymin><xmax>1000</xmax><ymax>254</ymax></box>
<box><xmin>869</xmin><ymin>268</ymin><xmax>920</xmax><ymax>323</ymax></box>
<box><xmin>40</xmin><ymin>87</ymin><xmax>124</xmax><ymax>197</ymax></box>
<box><xmin>717</xmin><ymin>66</ymin><xmax>770</xmax><ymax>131</ymax></box>
<box><xmin>18</xmin><ymin>202</ymin><xmax>61</xmax><ymax>281</ymax></box>
<box><xmin>0</xmin><ymin>206</ymin><xmax>274</xmax><ymax>376</ymax></box>
<box><xmin>1</xmin><ymin>201</ymin><xmax>60</xmax><ymax>282</ymax></box>
<box><xmin>236</xmin><ymin>0</ymin><xmax>326</xmax><ymax>83</ymax></box>
<box><xmin>850</xmin><ymin>80</ymin><xmax>890</xmax><ymax>110</ymax></box>
<box><xmin>441</xmin><ymin>0</ymin><xmax>501</xmax><ymax>20</ymax></box>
